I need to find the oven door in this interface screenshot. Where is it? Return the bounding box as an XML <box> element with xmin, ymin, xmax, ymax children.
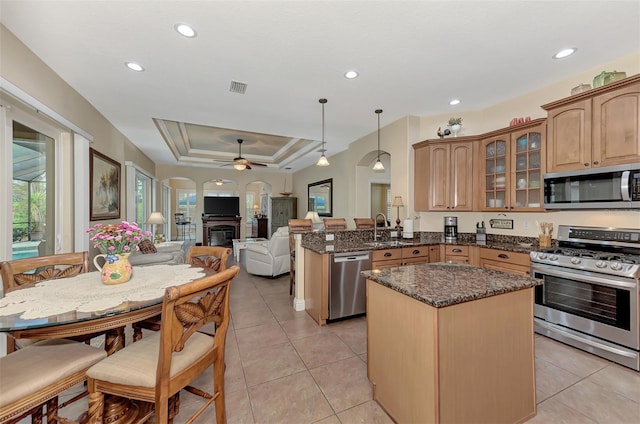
<box><xmin>532</xmin><ymin>263</ymin><xmax>638</xmax><ymax>350</ymax></box>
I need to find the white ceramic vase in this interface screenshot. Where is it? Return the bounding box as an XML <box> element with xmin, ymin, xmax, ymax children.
<box><xmin>450</xmin><ymin>124</ymin><xmax>461</xmax><ymax>137</ymax></box>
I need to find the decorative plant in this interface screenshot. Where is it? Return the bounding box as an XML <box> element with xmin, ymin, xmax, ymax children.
<box><xmin>448</xmin><ymin>117</ymin><xmax>463</xmax><ymax>127</ymax></box>
<box><xmin>86</xmin><ymin>221</ymin><xmax>151</xmax><ymax>255</ymax></box>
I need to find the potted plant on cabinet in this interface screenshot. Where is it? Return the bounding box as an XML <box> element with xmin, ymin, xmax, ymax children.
<box><xmin>448</xmin><ymin>117</ymin><xmax>463</xmax><ymax>136</ymax></box>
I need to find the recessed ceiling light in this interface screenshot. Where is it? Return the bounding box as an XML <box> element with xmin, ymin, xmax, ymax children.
<box><xmin>449</xmin><ymin>99</ymin><xmax>461</xmax><ymax>106</ymax></box>
<box><xmin>125</xmin><ymin>62</ymin><xmax>144</xmax><ymax>72</ymax></box>
<box><xmin>344</xmin><ymin>70</ymin><xmax>359</xmax><ymax>79</ymax></box>
<box><xmin>553</xmin><ymin>48</ymin><xmax>577</xmax><ymax>59</ymax></box>
<box><xmin>175</xmin><ymin>23</ymin><xmax>197</xmax><ymax>38</ymax></box>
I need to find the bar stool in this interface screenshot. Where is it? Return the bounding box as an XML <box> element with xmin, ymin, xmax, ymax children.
<box><xmin>175</xmin><ymin>213</ymin><xmax>192</xmax><ymax>240</ymax></box>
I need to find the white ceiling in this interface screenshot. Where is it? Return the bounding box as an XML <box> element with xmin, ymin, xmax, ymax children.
<box><xmin>1</xmin><ymin>1</ymin><xmax>639</xmax><ymax>172</ymax></box>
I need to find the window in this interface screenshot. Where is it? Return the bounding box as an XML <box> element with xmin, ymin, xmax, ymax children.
<box><xmin>245</xmin><ymin>192</ymin><xmax>255</xmax><ymax>226</ymax></box>
<box><xmin>135</xmin><ymin>170</ymin><xmax>152</xmax><ymax>228</ymax></box>
<box><xmin>176</xmin><ymin>189</ymin><xmax>196</xmax><ymax>218</ymax></box>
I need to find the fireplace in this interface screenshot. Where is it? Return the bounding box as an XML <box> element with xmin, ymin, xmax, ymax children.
<box><xmin>202</xmin><ymin>216</ymin><xmax>241</xmax><ymax>246</ymax></box>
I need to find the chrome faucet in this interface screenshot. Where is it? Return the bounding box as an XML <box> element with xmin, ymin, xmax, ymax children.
<box><xmin>374</xmin><ymin>213</ymin><xmax>388</xmax><ymax>241</ymax></box>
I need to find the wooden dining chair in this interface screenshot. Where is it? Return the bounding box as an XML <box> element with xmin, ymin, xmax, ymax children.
<box><xmin>0</xmin><ymin>339</ymin><xmax>107</xmax><ymax>424</ymax></box>
<box><xmin>86</xmin><ymin>266</ymin><xmax>241</xmax><ymax>424</ymax></box>
<box><xmin>132</xmin><ymin>246</ymin><xmax>232</xmax><ymax>341</ymax></box>
<box><xmin>0</xmin><ymin>252</ymin><xmax>95</xmax><ymax>352</ymax></box>
<box><xmin>323</xmin><ymin>218</ymin><xmax>348</xmax><ymax>231</ymax></box>
<box><xmin>288</xmin><ymin>219</ymin><xmax>314</xmax><ymax>296</ymax></box>
<box><xmin>354</xmin><ymin>218</ymin><xmax>375</xmax><ymax>229</ymax></box>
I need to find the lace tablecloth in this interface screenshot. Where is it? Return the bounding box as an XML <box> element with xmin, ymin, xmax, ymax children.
<box><xmin>0</xmin><ymin>264</ymin><xmax>206</xmax><ymax>319</ymax></box>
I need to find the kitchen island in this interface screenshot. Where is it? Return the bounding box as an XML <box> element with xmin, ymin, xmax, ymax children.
<box><xmin>363</xmin><ymin>262</ymin><xmax>542</xmax><ymax>424</ymax></box>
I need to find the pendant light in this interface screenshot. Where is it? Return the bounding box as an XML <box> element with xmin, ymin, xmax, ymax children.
<box><xmin>373</xmin><ymin>109</ymin><xmax>385</xmax><ymax>171</ymax></box>
<box><xmin>316</xmin><ymin>98</ymin><xmax>330</xmax><ymax>167</ymax></box>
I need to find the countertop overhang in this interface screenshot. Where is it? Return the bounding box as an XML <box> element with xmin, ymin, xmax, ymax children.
<box><xmin>362</xmin><ymin>262</ymin><xmax>542</xmax><ymax>308</ymax></box>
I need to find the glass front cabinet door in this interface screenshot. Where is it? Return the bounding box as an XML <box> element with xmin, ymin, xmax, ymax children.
<box><xmin>481</xmin><ymin>120</ymin><xmax>546</xmax><ymax>211</ymax></box>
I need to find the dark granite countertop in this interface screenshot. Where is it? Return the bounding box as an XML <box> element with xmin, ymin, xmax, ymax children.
<box><xmin>362</xmin><ymin>262</ymin><xmax>542</xmax><ymax>308</ymax></box>
<box><xmin>300</xmin><ymin>232</ymin><xmax>539</xmax><ymax>255</ymax></box>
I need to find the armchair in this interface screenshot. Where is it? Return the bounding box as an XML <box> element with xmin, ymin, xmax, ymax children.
<box><xmin>245</xmin><ymin>227</ymin><xmax>290</xmax><ymax>277</ymax></box>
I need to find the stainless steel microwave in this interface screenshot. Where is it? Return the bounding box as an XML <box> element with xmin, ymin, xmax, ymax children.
<box><xmin>543</xmin><ymin>163</ymin><xmax>640</xmax><ymax>209</ymax></box>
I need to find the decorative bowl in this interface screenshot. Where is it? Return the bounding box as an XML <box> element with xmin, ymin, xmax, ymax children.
<box><xmin>279</xmin><ymin>192</ymin><xmax>292</xmax><ymax>197</ymax></box>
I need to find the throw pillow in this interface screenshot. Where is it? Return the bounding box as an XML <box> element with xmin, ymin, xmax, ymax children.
<box><xmin>138</xmin><ymin>239</ymin><xmax>157</xmax><ymax>254</ymax></box>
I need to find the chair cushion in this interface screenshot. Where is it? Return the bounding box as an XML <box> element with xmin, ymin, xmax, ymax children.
<box><xmin>86</xmin><ymin>332</ymin><xmax>214</xmax><ymax>388</ymax></box>
<box><xmin>0</xmin><ymin>339</ymin><xmax>107</xmax><ymax>408</ymax></box>
<box><xmin>138</xmin><ymin>239</ymin><xmax>157</xmax><ymax>254</ymax></box>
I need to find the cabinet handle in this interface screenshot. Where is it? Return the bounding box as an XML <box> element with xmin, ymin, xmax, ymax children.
<box><xmin>384</xmin><ymin>252</ymin><xmax>392</xmax><ymax>257</ymax></box>
<box><xmin>413</xmin><ymin>249</ymin><xmax>420</xmax><ymax>255</ymax></box>
<box><xmin>584</xmin><ymin>163</ymin><xmax>589</xmax><ymax>167</ymax></box>
<box><xmin>498</xmin><ymin>253</ymin><xmax>509</xmax><ymax>259</ymax></box>
<box><xmin>593</xmin><ymin>161</ymin><xmax>599</xmax><ymax>165</ymax></box>
<box><xmin>452</xmin><ymin>248</ymin><xmax>462</xmax><ymax>253</ymax></box>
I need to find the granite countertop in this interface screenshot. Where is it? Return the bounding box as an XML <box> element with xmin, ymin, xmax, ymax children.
<box><xmin>301</xmin><ymin>234</ymin><xmax>538</xmax><ymax>255</ymax></box>
<box><xmin>362</xmin><ymin>262</ymin><xmax>542</xmax><ymax>308</ymax></box>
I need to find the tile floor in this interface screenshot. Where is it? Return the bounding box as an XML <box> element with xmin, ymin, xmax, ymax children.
<box><xmin>46</xmin><ymin>258</ymin><xmax>640</xmax><ymax>423</ymax></box>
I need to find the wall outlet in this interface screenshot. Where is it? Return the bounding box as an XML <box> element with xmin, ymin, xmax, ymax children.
<box><xmin>390</xmin><ymin>231</ymin><xmax>398</xmax><ymax>238</ymax></box>
<box><xmin>325</xmin><ymin>233</ymin><xmax>335</xmax><ymax>241</ymax></box>
<box><xmin>523</xmin><ymin>220</ymin><xmax>530</xmax><ymax>230</ymax></box>
<box><xmin>326</xmin><ymin>244</ymin><xmax>334</xmax><ymax>252</ymax></box>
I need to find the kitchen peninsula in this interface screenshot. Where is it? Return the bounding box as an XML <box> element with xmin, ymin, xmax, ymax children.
<box><xmin>363</xmin><ymin>262</ymin><xmax>542</xmax><ymax>424</ymax></box>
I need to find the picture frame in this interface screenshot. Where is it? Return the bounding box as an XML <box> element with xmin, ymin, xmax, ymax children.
<box><xmin>89</xmin><ymin>148</ymin><xmax>121</xmax><ymax>221</ymax></box>
<box><xmin>308</xmin><ymin>178</ymin><xmax>333</xmax><ymax>217</ymax></box>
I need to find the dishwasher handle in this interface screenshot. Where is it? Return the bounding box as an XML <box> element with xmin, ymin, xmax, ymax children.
<box><xmin>332</xmin><ymin>252</ymin><xmax>370</xmax><ymax>262</ymax></box>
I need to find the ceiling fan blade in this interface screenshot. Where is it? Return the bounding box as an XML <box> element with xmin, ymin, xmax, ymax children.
<box><xmin>245</xmin><ymin>164</ymin><xmax>252</xmax><ymax>170</ymax></box>
<box><xmin>248</xmin><ymin>161</ymin><xmax>268</xmax><ymax>167</ymax></box>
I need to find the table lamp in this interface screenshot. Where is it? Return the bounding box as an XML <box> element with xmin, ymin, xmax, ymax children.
<box><xmin>304</xmin><ymin>211</ymin><xmax>323</xmax><ymax>230</ymax></box>
<box><xmin>391</xmin><ymin>196</ymin><xmax>404</xmax><ymax>232</ymax></box>
<box><xmin>146</xmin><ymin>212</ymin><xmax>167</xmax><ymax>243</ymax></box>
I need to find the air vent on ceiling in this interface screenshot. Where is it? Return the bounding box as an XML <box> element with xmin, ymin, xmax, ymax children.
<box><xmin>229</xmin><ymin>80</ymin><xmax>247</xmax><ymax>94</ymax></box>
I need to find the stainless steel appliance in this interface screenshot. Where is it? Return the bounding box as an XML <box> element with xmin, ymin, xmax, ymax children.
<box><xmin>444</xmin><ymin>216</ymin><xmax>458</xmax><ymax>242</ymax></box>
<box><xmin>530</xmin><ymin>225</ymin><xmax>640</xmax><ymax>370</ymax></box>
<box><xmin>543</xmin><ymin>163</ymin><xmax>640</xmax><ymax>209</ymax></box>
<box><xmin>329</xmin><ymin>251</ymin><xmax>371</xmax><ymax>320</ymax></box>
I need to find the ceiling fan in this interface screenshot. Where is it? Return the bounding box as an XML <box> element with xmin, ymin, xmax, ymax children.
<box><xmin>224</xmin><ymin>139</ymin><xmax>268</xmax><ymax>170</ymax></box>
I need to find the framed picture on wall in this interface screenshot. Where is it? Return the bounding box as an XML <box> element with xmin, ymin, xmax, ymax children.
<box><xmin>89</xmin><ymin>148</ymin><xmax>121</xmax><ymax>220</ymax></box>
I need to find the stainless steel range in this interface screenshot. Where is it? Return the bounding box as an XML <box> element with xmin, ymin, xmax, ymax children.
<box><xmin>530</xmin><ymin>225</ymin><xmax>640</xmax><ymax>370</ymax></box>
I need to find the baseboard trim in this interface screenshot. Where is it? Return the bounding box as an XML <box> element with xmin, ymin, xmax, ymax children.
<box><xmin>293</xmin><ymin>297</ymin><xmax>305</xmax><ymax>311</ymax></box>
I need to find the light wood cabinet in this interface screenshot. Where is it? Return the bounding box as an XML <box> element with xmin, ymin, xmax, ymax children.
<box><xmin>401</xmin><ymin>246</ymin><xmax>430</xmax><ymax>265</ymax></box>
<box><xmin>304</xmin><ymin>249</ymin><xmax>329</xmax><ymax>325</ymax></box>
<box><xmin>271</xmin><ymin>197</ymin><xmax>297</xmax><ymax>235</ymax></box>
<box><xmin>479</xmin><ymin>248</ymin><xmax>531</xmax><ymax>277</ymax></box>
<box><xmin>480</xmin><ymin>119</ymin><xmax>545</xmax><ymax>211</ymax></box>
<box><xmin>543</xmin><ymin>75</ymin><xmax>640</xmax><ymax>172</ymax></box>
<box><xmin>428</xmin><ymin>245</ymin><xmax>440</xmax><ymax>263</ymax></box>
<box><xmin>413</xmin><ymin>138</ymin><xmax>477</xmax><ymax>211</ymax></box>
<box><xmin>442</xmin><ymin>244</ymin><xmax>470</xmax><ymax>263</ymax></box>
<box><xmin>371</xmin><ymin>248</ymin><xmax>403</xmax><ymax>269</ymax></box>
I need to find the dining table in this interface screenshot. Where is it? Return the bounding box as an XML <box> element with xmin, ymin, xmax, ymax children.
<box><xmin>0</xmin><ymin>263</ymin><xmax>208</xmax><ymax>423</ymax></box>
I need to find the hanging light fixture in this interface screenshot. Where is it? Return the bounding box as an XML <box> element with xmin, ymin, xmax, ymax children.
<box><xmin>316</xmin><ymin>98</ymin><xmax>330</xmax><ymax>167</ymax></box>
<box><xmin>373</xmin><ymin>109</ymin><xmax>385</xmax><ymax>171</ymax></box>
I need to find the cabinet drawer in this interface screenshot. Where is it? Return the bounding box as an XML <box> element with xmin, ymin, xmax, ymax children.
<box><xmin>402</xmin><ymin>257</ymin><xmax>430</xmax><ymax>266</ymax></box>
<box><xmin>372</xmin><ymin>248</ymin><xmax>402</xmax><ymax>262</ymax></box>
<box><xmin>479</xmin><ymin>249</ymin><xmax>530</xmax><ymax>267</ymax></box>
<box><xmin>444</xmin><ymin>256</ymin><xmax>469</xmax><ymax>264</ymax></box>
<box><xmin>402</xmin><ymin>246</ymin><xmax>430</xmax><ymax>259</ymax></box>
<box><xmin>480</xmin><ymin>260</ymin><xmax>530</xmax><ymax>277</ymax></box>
<box><xmin>372</xmin><ymin>259</ymin><xmax>402</xmax><ymax>270</ymax></box>
<box><xmin>443</xmin><ymin>245</ymin><xmax>469</xmax><ymax>256</ymax></box>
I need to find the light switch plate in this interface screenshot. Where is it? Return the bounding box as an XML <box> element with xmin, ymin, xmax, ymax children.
<box><xmin>326</xmin><ymin>234</ymin><xmax>335</xmax><ymax>241</ymax></box>
<box><xmin>390</xmin><ymin>231</ymin><xmax>398</xmax><ymax>238</ymax></box>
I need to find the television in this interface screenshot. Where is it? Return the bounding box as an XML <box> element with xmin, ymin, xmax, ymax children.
<box><xmin>204</xmin><ymin>196</ymin><xmax>240</xmax><ymax>217</ymax></box>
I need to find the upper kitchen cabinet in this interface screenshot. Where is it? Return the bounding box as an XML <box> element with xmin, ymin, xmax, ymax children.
<box><xmin>543</xmin><ymin>75</ymin><xmax>640</xmax><ymax>173</ymax></box>
<box><xmin>414</xmin><ymin>138</ymin><xmax>477</xmax><ymax>211</ymax></box>
<box><xmin>481</xmin><ymin>119</ymin><xmax>546</xmax><ymax>211</ymax></box>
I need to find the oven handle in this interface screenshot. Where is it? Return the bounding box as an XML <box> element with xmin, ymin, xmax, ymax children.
<box><xmin>621</xmin><ymin>170</ymin><xmax>631</xmax><ymax>201</ymax></box>
<box><xmin>535</xmin><ymin>319</ymin><xmax>638</xmax><ymax>359</ymax></box>
<box><xmin>531</xmin><ymin>264</ymin><xmax>637</xmax><ymax>290</ymax></box>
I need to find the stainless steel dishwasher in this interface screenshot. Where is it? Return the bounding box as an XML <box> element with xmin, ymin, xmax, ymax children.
<box><xmin>329</xmin><ymin>251</ymin><xmax>371</xmax><ymax>320</ymax></box>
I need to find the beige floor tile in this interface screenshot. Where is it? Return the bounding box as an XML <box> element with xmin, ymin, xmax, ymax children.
<box><xmin>241</xmin><ymin>341</ymin><xmax>306</xmax><ymax>387</ymax></box>
<box><xmin>280</xmin><ymin>313</ymin><xmax>330</xmax><ymax>341</ymax></box>
<box><xmin>525</xmin><ymin>396</ymin><xmax>598</xmax><ymax>423</ymax></box>
<box><xmin>231</xmin><ymin>306</ymin><xmax>278</xmax><ymax>330</ymax></box>
<box><xmin>268</xmin><ymin>301</ymin><xmax>302</xmax><ymax>322</ymax></box>
<box><xmin>310</xmin><ymin>356</ymin><xmax>373</xmax><ymax>413</ymax></box>
<box><xmin>225</xmin><ymin>388</ymin><xmax>255</xmax><ymax>424</ymax></box>
<box><xmin>336</xmin><ymin>400</ymin><xmax>395</xmax><ymax>424</ymax></box>
<box><xmin>535</xmin><ymin>357</ymin><xmax>582</xmax><ymax>403</ymax></box>
<box><xmin>313</xmin><ymin>415</ymin><xmax>341</xmax><ymax>424</ymax></box>
<box><xmin>587</xmin><ymin>364</ymin><xmax>640</xmax><ymax>403</ymax></box>
<box><xmin>553</xmin><ymin>379</ymin><xmax>640</xmax><ymax>423</ymax></box>
<box><xmin>292</xmin><ymin>332</ymin><xmax>356</xmax><ymax>369</ymax></box>
<box><xmin>328</xmin><ymin>317</ymin><xmax>367</xmax><ymax>355</ymax></box>
<box><xmin>236</xmin><ymin>321</ymin><xmax>288</xmax><ymax>354</ymax></box>
<box><xmin>535</xmin><ymin>336</ymin><xmax>609</xmax><ymax>377</ymax></box>
<box><xmin>248</xmin><ymin>371</ymin><xmax>333</xmax><ymax>424</ymax></box>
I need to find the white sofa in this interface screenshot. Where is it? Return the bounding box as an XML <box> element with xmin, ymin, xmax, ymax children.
<box><xmin>129</xmin><ymin>242</ymin><xmax>185</xmax><ymax>266</ymax></box>
<box><xmin>245</xmin><ymin>227</ymin><xmax>290</xmax><ymax>277</ymax></box>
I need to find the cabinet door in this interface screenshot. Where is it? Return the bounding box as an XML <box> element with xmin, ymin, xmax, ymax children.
<box><xmin>546</xmin><ymin>99</ymin><xmax>592</xmax><ymax>172</ymax></box>
<box><xmin>511</xmin><ymin>124</ymin><xmax>545</xmax><ymax>210</ymax></box>
<box><xmin>449</xmin><ymin>142</ymin><xmax>475</xmax><ymax>211</ymax></box>
<box><xmin>481</xmin><ymin>137</ymin><xmax>510</xmax><ymax>210</ymax></box>
<box><xmin>428</xmin><ymin>245</ymin><xmax>440</xmax><ymax>263</ymax></box>
<box><xmin>427</xmin><ymin>144</ymin><xmax>450</xmax><ymax>210</ymax></box>
<box><xmin>414</xmin><ymin>144</ymin><xmax>430</xmax><ymax>211</ymax></box>
<box><xmin>592</xmin><ymin>83</ymin><xmax>640</xmax><ymax>167</ymax></box>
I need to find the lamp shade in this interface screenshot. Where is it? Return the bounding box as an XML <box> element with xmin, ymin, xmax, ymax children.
<box><xmin>146</xmin><ymin>212</ymin><xmax>167</xmax><ymax>225</ymax></box>
<box><xmin>304</xmin><ymin>211</ymin><xmax>322</xmax><ymax>224</ymax></box>
<box><xmin>391</xmin><ymin>196</ymin><xmax>404</xmax><ymax>207</ymax></box>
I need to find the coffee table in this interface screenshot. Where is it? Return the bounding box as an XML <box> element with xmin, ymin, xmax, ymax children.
<box><xmin>232</xmin><ymin>238</ymin><xmax>268</xmax><ymax>261</ymax></box>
